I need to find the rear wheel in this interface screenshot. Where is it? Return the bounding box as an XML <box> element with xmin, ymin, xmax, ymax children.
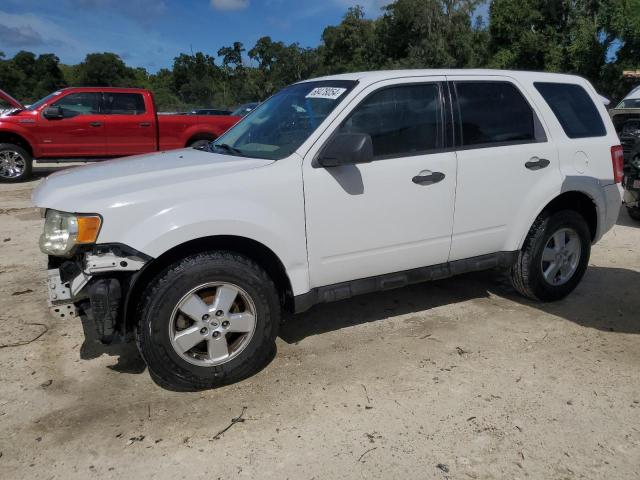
<box><xmin>189</xmin><ymin>139</ymin><xmax>213</xmax><ymax>150</ymax></box>
<box><xmin>136</xmin><ymin>251</ymin><xmax>280</xmax><ymax>391</ymax></box>
<box><xmin>0</xmin><ymin>143</ymin><xmax>32</xmax><ymax>182</ymax></box>
<box><xmin>511</xmin><ymin>210</ymin><xmax>591</xmax><ymax>301</ymax></box>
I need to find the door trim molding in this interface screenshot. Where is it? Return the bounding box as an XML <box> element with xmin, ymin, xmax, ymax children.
<box><xmin>293</xmin><ymin>250</ymin><xmax>518</xmax><ymax>313</ymax></box>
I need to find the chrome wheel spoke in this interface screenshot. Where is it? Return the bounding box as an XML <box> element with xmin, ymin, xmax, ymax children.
<box><xmin>565</xmin><ymin>237</ymin><xmax>580</xmax><ymax>256</ymax></box>
<box><xmin>207</xmin><ymin>337</ymin><xmax>229</xmax><ymax>360</ymax></box>
<box><xmin>544</xmin><ymin>262</ymin><xmax>561</xmax><ymax>283</ymax></box>
<box><xmin>173</xmin><ymin>325</ymin><xmax>204</xmax><ymax>353</ymax></box>
<box><xmin>227</xmin><ymin>312</ymin><xmax>255</xmax><ymax>333</ymax></box>
<box><xmin>542</xmin><ymin>246</ymin><xmax>556</xmax><ymax>262</ymax></box>
<box><xmin>212</xmin><ymin>285</ymin><xmax>239</xmax><ymax>314</ymax></box>
<box><xmin>179</xmin><ymin>293</ymin><xmax>210</xmax><ymax>322</ymax></box>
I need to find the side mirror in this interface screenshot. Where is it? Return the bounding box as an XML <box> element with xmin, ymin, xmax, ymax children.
<box><xmin>316</xmin><ymin>133</ymin><xmax>373</xmax><ymax>168</ymax></box>
<box><xmin>43</xmin><ymin>106</ymin><xmax>63</xmax><ymax>119</ymax></box>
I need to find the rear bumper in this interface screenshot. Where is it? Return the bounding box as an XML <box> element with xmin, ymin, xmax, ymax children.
<box><xmin>596</xmin><ymin>183</ymin><xmax>623</xmax><ymax>241</ymax></box>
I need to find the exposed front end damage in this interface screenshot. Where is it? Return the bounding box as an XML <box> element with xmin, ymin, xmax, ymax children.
<box><xmin>47</xmin><ymin>245</ymin><xmax>151</xmax><ymax>343</ymax></box>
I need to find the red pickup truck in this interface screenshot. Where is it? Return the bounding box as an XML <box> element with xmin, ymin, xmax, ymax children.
<box><xmin>0</xmin><ymin>87</ymin><xmax>240</xmax><ymax>182</ymax></box>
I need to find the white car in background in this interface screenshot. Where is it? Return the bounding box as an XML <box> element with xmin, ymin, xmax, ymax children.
<box><xmin>33</xmin><ymin>69</ymin><xmax>622</xmax><ymax>390</ymax></box>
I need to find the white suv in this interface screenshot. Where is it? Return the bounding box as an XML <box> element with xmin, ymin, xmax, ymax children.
<box><xmin>33</xmin><ymin>70</ymin><xmax>623</xmax><ymax>390</ymax></box>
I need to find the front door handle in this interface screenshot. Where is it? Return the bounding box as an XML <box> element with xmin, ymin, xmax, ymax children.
<box><xmin>412</xmin><ymin>170</ymin><xmax>445</xmax><ymax>185</ymax></box>
<box><xmin>89</xmin><ymin>121</ymin><xmax>103</xmax><ymax>127</ymax></box>
<box><xmin>139</xmin><ymin>122</ymin><xmax>151</xmax><ymax>127</ymax></box>
<box><xmin>525</xmin><ymin>157</ymin><xmax>550</xmax><ymax>170</ymax></box>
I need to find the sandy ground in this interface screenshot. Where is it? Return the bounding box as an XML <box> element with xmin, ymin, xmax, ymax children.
<box><xmin>1</xmin><ymin>164</ymin><xmax>639</xmax><ymax>480</ymax></box>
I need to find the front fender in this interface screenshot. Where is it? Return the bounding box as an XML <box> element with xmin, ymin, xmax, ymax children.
<box><xmin>95</xmin><ymin>158</ymin><xmax>310</xmax><ymax>295</ymax></box>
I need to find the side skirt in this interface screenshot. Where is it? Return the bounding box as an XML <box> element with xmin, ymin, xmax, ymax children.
<box><xmin>293</xmin><ymin>251</ymin><xmax>518</xmax><ymax>313</ymax></box>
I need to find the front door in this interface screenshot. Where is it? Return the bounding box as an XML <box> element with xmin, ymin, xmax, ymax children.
<box><xmin>303</xmin><ymin>77</ymin><xmax>457</xmax><ymax>288</ymax></box>
<box><xmin>37</xmin><ymin>91</ymin><xmax>106</xmax><ymax>158</ymax></box>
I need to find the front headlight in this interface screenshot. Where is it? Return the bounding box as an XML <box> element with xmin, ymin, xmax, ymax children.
<box><xmin>39</xmin><ymin>210</ymin><xmax>102</xmax><ymax>256</ymax></box>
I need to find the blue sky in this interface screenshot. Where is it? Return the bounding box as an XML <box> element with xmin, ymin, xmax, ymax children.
<box><xmin>0</xmin><ymin>0</ymin><xmax>403</xmax><ymax>72</ymax></box>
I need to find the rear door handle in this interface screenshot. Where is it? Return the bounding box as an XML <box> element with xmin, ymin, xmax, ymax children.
<box><xmin>525</xmin><ymin>157</ymin><xmax>550</xmax><ymax>170</ymax></box>
<box><xmin>412</xmin><ymin>170</ymin><xmax>446</xmax><ymax>185</ymax></box>
<box><xmin>89</xmin><ymin>121</ymin><xmax>103</xmax><ymax>127</ymax></box>
<box><xmin>139</xmin><ymin>122</ymin><xmax>151</xmax><ymax>127</ymax></box>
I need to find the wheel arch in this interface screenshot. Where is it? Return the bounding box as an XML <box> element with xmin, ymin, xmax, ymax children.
<box><xmin>519</xmin><ymin>190</ymin><xmax>598</xmax><ymax>250</ymax></box>
<box><xmin>184</xmin><ymin>131</ymin><xmax>217</xmax><ymax>147</ymax></box>
<box><xmin>123</xmin><ymin>235</ymin><xmax>294</xmax><ymax>332</ymax></box>
<box><xmin>0</xmin><ymin>130</ymin><xmax>34</xmax><ymax>157</ymax></box>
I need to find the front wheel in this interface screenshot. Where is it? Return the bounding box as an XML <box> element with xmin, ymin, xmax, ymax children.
<box><xmin>136</xmin><ymin>251</ymin><xmax>280</xmax><ymax>391</ymax></box>
<box><xmin>0</xmin><ymin>143</ymin><xmax>32</xmax><ymax>183</ymax></box>
<box><xmin>511</xmin><ymin>210</ymin><xmax>591</xmax><ymax>301</ymax></box>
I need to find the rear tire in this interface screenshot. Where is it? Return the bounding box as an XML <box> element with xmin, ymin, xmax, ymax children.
<box><xmin>627</xmin><ymin>206</ymin><xmax>640</xmax><ymax>221</ymax></box>
<box><xmin>0</xmin><ymin>143</ymin><xmax>32</xmax><ymax>182</ymax></box>
<box><xmin>136</xmin><ymin>251</ymin><xmax>280</xmax><ymax>391</ymax></box>
<box><xmin>189</xmin><ymin>139</ymin><xmax>213</xmax><ymax>150</ymax></box>
<box><xmin>511</xmin><ymin>210</ymin><xmax>591</xmax><ymax>301</ymax></box>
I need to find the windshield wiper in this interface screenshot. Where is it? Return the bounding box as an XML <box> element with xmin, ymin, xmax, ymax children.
<box><xmin>212</xmin><ymin>143</ymin><xmax>245</xmax><ymax>156</ymax></box>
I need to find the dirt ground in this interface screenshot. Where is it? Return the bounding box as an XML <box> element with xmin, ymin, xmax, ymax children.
<box><xmin>1</xmin><ymin>163</ymin><xmax>639</xmax><ymax>480</ymax></box>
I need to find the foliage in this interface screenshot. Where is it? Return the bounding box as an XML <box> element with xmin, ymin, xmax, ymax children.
<box><xmin>1</xmin><ymin>0</ymin><xmax>639</xmax><ymax>111</ymax></box>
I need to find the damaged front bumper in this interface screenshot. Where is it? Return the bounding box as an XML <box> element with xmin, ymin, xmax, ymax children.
<box><xmin>47</xmin><ymin>245</ymin><xmax>151</xmax><ymax>342</ymax></box>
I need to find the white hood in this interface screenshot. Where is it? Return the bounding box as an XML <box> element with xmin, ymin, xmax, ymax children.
<box><xmin>32</xmin><ymin>148</ymin><xmax>273</xmax><ymax>211</ymax></box>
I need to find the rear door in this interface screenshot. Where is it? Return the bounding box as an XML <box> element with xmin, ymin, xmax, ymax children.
<box><xmin>103</xmin><ymin>92</ymin><xmax>156</xmax><ymax>156</ymax></box>
<box><xmin>37</xmin><ymin>91</ymin><xmax>106</xmax><ymax>157</ymax></box>
<box><xmin>447</xmin><ymin>76</ymin><xmax>560</xmax><ymax>261</ymax></box>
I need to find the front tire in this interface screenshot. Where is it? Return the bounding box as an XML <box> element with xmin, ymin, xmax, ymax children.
<box><xmin>511</xmin><ymin>210</ymin><xmax>591</xmax><ymax>301</ymax></box>
<box><xmin>0</xmin><ymin>143</ymin><xmax>32</xmax><ymax>182</ymax></box>
<box><xmin>136</xmin><ymin>251</ymin><xmax>280</xmax><ymax>391</ymax></box>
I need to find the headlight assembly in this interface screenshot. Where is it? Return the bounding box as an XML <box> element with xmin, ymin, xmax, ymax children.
<box><xmin>39</xmin><ymin>210</ymin><xmax>102</xmax><ymax>256</ymax></box>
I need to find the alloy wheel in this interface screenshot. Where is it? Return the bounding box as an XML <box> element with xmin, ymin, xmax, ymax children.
<box><xmin>541</xmin><ymin>227</ymin><xmax>581</xmax><ymax>286</ymax></box>
<box><xmin>169</xmin><ymin>282</ymin><xmax>257</xmax><ymax>367</ymax></box>
<box><xmin>0</xmin><ymin>150</ymin><xmax>26</xmax><ymax>179</ymax></box>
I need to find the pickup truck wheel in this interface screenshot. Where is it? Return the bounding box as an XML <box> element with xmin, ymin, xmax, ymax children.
<box><xmin>510</xmin><ymin>210</ymin><xmax>591</xmax><ymax>302</ymax></box>
<box><xmin>0</xmin><ymin>143</ymin><xmax>32</xmax><ymax>183</ymax></box>
<box><xmin>136</xmin><ymin>251</ymin><xmax>280</xmax><ymax>391</ymax></box>
<box><xmin>189</xmin><ymin>139</ymin><xmax>213</xmax><ymax>149</ymax></box>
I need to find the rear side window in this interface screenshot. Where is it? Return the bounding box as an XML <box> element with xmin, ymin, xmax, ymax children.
<box><xmin>534</xmin><ymin>82</ymin><xmax>606</xmax><ymax>139</ymax></box>
<box><xmin>454</xmin><ymin>81</ymin><xmax>542</xmax><ymax>148</ymax></box>
<box><xmin>339</xmin><ymin>83</ymin><xmax>442</xmax><ymax>159</ymax></box>
<box><xmin>103</xmin><ymin>93</ymin><xmax>146</xmax><ymax>115</ymax></box>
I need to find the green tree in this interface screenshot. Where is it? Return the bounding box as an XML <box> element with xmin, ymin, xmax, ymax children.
<box><xmin>75</xmin><ymin>53</ymin><xmax>140</xmax><ymax>87</ymax></box>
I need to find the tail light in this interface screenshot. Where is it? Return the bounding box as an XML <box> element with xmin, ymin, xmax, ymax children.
<box><xmin>611</xmin><ymin>145</ymin><xmax>624</xmax><ymax>183</ymax></box>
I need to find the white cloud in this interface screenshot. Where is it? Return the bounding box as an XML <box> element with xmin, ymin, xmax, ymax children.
<box><xmin>210</xmin><ymin>0</ymin><xmax>249</xmax><ymax>11</ymax></box>
<box><xmin>0</xmin><ymin>11</ymin><xmax>76</xmax><ymax>50</ymax></box>
<box><xmin>332</xmin><ymin>0</ymin><xmax>392</xmax><ymax>15</ymax></box>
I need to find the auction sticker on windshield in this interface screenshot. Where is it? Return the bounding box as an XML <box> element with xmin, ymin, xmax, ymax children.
<box><xmin>306</xmin><ymin>87</ymin><xmax>347</xmax><ymax>100</ymax></box>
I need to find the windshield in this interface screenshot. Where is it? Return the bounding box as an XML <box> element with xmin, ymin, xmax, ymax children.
<box><xmin>26</xmin><ymin>91</ymin><xmax>64</xmax><ymax>111</ymax></box>
<box><xmin>616</xmin><ymin>98</ymin><xmax>640</xmax><ymax>109</ymax></box>
<box><xmin>211</xmin><ymin>80</ymin><xmax>356</xmax><ymax>160</ymax></box>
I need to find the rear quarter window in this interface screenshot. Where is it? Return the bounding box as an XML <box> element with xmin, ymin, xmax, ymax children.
<box><xmin>534</xmin><ymin>82</ymin><xmax>606</xmax><ymax>139</ymax></box>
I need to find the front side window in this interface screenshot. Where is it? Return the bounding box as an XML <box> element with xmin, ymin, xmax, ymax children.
<box><xmin>103</xmin><ymin>93</ymin><xmax>146</xmax><ymax>115</ymax></box>
<box><xmin>338</xmin><ymin>83</ymin><xmax>443</xmax><ymax>159</ymax></box>
<box><xmin>51</xmin><ymin>93</ymin><xmax>100</xmax><ymax>118</ymax></box>
<box><xmin>212</xmin><ymin>80</ymin><xmax>356</xmax><ymax>160</ymax></box>
<box><xmin>455</xmin><ymin>81</ymin><xmax>541</xmax><ymax>148</ymax></box>
<box><xmin>534</xmin><ymin>82</ymin><xmax>606</xmax><ymax>139</ymax></box>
